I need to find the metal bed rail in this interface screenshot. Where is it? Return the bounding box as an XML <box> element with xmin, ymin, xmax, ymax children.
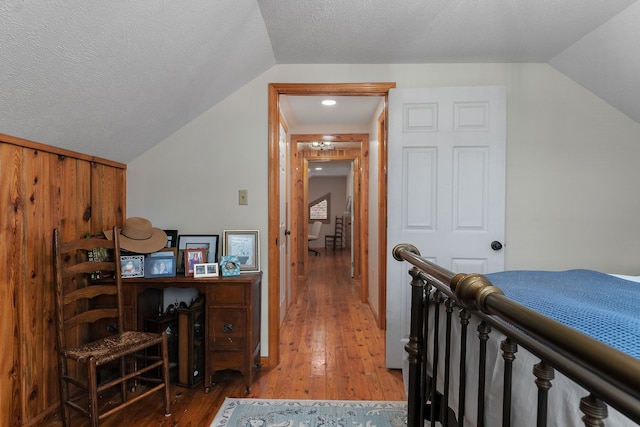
<box><xmin>393</xmin><ymin>243</ymin><xmax>640</xmax><ymax>427</ymax></box>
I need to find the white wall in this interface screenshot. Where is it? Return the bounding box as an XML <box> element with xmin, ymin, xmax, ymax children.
<box><xmin>127</xmin><ymin>63</ymin><xmax>640</xmax><ymax>356</ymax></box>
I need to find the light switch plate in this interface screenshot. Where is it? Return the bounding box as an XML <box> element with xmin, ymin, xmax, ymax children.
<box><xmin>239</xmin><ymin>189</ymin><xmax>248</xmax><ymax>205</ymax></box>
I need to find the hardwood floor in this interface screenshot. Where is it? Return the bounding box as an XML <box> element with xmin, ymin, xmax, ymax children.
<box><xmin>44</xmin><ymin>249</ymin><xmax>406</xmax><ymax>426</ymax></box>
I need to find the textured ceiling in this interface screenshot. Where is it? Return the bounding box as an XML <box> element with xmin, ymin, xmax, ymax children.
<box><xmin>1</xmin><ymin>1</ymin><xmax>639</xmax><ymax>163</ymax></box>
<box><xmin>0</xmin><ymin>1</ymin><xmax>276</xmax><ymax>162</ymax></box>
<box><xmin>260</xmin><ymin>0</ymin><xmax>636</xmax><ymax>63</ymax></box>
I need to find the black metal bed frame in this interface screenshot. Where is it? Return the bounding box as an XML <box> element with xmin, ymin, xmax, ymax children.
<box><xmin>393</xmin><ymin>243</ymin><xmax>640</xmax><ymax>427</ymax></box>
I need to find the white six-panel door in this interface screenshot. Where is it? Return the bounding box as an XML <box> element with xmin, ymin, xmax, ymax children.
<box><xmin>386</xmin><ymin>86</ymin><xmax>506</xmax><ymax>368</ymax></box>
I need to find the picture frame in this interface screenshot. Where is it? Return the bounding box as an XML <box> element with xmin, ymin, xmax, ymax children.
<box><xmin>163</xmin><ymin>230</ymin><xmax>178</xmax><ymax>248</ymax></box>
<box><xmin>219</xmin><ymin>255</ymin><xmax>241</xmax><ymax>277</ymax></box>
<box><xmin>177</xmin><ymin>234</ymin><xmax>219</xmax><ymax>273</ymax></box>
<box><xmin>206</xmin><ymin>262</ymin><xmax>219</xmax><ymax>276</ymax></box>
<box><xmin>144</xmin><ymin>256</ymin><xmax>176</xmax><ymax>278</ymax></box>
<box><xmin>223</xmin><ymin>230</ymin><xmax>259</xmax><ymax>272</ymax></box>
<box><xmin>120</xmin><ymin>255</ymin><xmax>145</xmax><ymax>278</ymax></box>
<box><xmin>193</xmin><ymin>262</ymin><xmax>219</xmax><ymax>278</ymax></box>
<box><xmin>184</xmin><ymin>248</ymin><xmax>206</xmax><ymax>277</ymax></box>
<box><xmin>149</xmin><ymin>248</ymin><xmax>177</xmax><ymax>258</ymax></box>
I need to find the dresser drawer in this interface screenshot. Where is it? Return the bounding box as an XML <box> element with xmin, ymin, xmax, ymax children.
<box><xmin>209</xmin><ymin>285</ymin><xmax>245</xmax><ymax>305</ymax></box>
<box><xmin>209</xmin><ymin>308</ymin><xmax>246</xmax><ymax>350</ymax></box>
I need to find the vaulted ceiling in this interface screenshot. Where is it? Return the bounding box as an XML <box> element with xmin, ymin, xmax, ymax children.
<box><xmin>1</xmin><ymin>1</ymin><xmax>639</xmax><ymax>163</ymax></box>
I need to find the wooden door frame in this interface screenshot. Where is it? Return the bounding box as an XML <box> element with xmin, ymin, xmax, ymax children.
<box><xmin>377</xmin><ymin>111</ymin><xmax>388</xmax><ymax>330</ymax></box>
<box><xmin>267</xmin><ymin>82</ymin><xmax>395</xmax><ymax>367</ymax></box>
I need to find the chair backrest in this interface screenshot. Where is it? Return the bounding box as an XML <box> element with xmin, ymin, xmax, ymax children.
<box><xmin>309</xmin><ymin>221</ymin><xmax>322</xmax><ymax>239</ymax></box>
<box><xmin>53</xmin><ymin>227</ymin><xmax>123</xmax><ymax>352</ymax></box>
<box><xmin>334</xmin><ymin>216</ymin><xmax>343</xmax><ymax>237</ymax></box>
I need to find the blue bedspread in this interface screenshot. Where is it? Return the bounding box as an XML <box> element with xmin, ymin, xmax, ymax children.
<box><xmin>485</xmin><ymin>269</ymin><xmax>640</xmax><ymax>359</ymax></box>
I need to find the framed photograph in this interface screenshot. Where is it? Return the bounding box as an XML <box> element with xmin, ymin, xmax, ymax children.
<box><xmin>184</xmin><ymin>248</ymin><xmax>206</xmax><ymax>277</ymax></box>
<box><xmin>120</xmin><ymin>255</ymin><xmax>144</xmax><ymax>278</ymax></box>
<box><xmin>149</xmin><ymin>248</ymin><xmax>177</xmax><ymax>258</ymax></box>
<box><xmin>163</xmin><ymin>230</ymin><xmax>178</xmax><ymax>248</ymax></box>
<box><xmin>177</xmin><ymin>234</ymin><xmax>219</xmax><ymax>273</ymax></box>
<box><xmin>220</xmin><ymin>255</ymin><xmax>241</xmax><ymax>277</ymax></box>
<box><xmin>206</xmin><ymin>263</ymin><xmax>219</xmax><ymax>276</ymax></box>
<box><xmin>193</xmin><ymin>262</ymin><xmax>219</xmax><ymax>278</ymax></box>
<box><xmin>223</xmin><ymin>230</ymin><xmax>259</xmax><ymax>272</ymax></box>
<box><xmin>144</xmin><ymin>256</ymin><xmax>176</xmax><ymax>278</ymax></box>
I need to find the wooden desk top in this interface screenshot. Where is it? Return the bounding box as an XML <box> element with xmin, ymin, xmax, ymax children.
<box><xmin>123</xmin><ymin>271</ymin><xmax>262</xmax><ymax>288</ymax></box>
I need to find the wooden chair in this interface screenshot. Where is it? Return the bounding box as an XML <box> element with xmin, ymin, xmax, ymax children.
<box><xmin>53</xmin><ymin>227</ymin><xmax>171</xmax><ymax>427</ymax></box>
<box><xmin>324</xmin><ymin>216</ymin><xmax>344</xmax><ymax>250</ymax></box>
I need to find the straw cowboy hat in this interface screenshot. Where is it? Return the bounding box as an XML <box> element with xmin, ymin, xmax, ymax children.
<box><xmin>104</xmin><ymin>217</ymin><xmax>167</xmax><ymax>253</ymax></box>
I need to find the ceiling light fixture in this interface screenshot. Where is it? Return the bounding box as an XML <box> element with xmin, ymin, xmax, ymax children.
<box><xmin>310</xmin><ymin>141</ymin><xmax>333</xmax><ymax>151</ymax></box>
<box><xmin>321</xmin><ymin>99</ymin><xmax>336</xmax><ymax>106</ymax></box>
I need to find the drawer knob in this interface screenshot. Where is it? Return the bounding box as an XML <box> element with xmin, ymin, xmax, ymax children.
<box><xmin>222</xmin><ymin>323</ymin><xmax>234</xmax><ymax>333</ymax></box>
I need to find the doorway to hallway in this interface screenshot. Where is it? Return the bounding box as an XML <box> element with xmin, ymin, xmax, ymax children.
<box><xmin>267</xmin><ymin>82</ymin><xmax>395</xmax><ymax>367</ymax></box>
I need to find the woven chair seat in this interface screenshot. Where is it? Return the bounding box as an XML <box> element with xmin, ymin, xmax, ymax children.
<box><xmin>63</xmin><ymin>331</ymin><xmax>163</xmax><ymax>365</ymax></box>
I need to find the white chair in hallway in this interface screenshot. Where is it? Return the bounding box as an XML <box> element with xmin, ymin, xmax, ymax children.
<box><xmin>308</xmin><ymin>221</ymin><xmax>322</xmax><ymax>256</ymax></box>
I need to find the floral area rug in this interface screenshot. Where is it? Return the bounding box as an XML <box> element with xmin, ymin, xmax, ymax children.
<box><xmin>210</xmin><ymin>398</ymin><xmax>407</xmax><ymax>427</ymax></box>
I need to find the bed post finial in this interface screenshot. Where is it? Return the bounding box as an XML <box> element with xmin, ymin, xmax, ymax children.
<box><xmin>451</xmin><ymin>273</ymin><xmax>504</xmax><ymax>313</ymax></box>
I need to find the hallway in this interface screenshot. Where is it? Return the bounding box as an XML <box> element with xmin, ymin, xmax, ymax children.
<box><xmin>252</xmin><ymin>248</ymin><xmax>406</xmax><ymax>400</ymax></box>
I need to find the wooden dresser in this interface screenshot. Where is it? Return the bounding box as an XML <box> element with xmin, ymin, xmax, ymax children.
<box><xmin>207</xmin><ymin>275</ymin><xmax>262</xmax><ymax>392</ymax></box>
<box><xmin>123</xmin><ymin>272</ymin><xmax>262</xmax><ymax>392</ymax></box>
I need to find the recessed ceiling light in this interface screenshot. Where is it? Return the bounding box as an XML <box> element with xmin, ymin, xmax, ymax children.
<box><xmin>315</xmin><ymin>167</ymin><xmax>323</xmax><ymax>171</ymax></box>
<box><xmin>322</xmin><ymin>99</ymin><xmax>336</xmax><ymax>106</ymax></box>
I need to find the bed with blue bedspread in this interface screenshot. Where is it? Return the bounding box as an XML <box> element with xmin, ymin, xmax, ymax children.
<box><xmin>421</xmin><ymin>268</ymin><xmax>640</xmax><ymax>427</ymax></box>
<box><xmin>486</xmin><ymin>269</ymin><xmax>640</xmax><ymax>359</ymax></box>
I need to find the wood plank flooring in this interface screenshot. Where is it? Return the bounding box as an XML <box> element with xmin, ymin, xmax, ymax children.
<box><xmin>44</xmin><ymin>249</ymin><xmax>406</xmax><ymax>426</ymax></box>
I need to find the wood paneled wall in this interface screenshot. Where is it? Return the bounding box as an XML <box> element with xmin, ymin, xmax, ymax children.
<box><xmin>0</xmin><ymin>133</ymin><xmax>126</xmax><ymax>426</ymax></box>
